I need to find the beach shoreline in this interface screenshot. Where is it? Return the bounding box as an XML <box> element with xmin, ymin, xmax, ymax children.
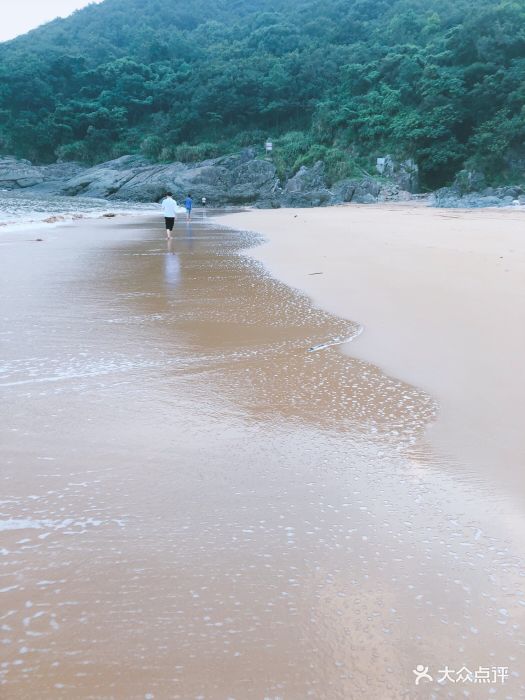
<box><xmin>1</xmin><ymin>211</ymin><xmax>524</xmax><ymax>697</ymax></box>
<box><xmin>218</xmin><ymin>203</ymin><xmax>525</xmax><ymax>508</ymax></box>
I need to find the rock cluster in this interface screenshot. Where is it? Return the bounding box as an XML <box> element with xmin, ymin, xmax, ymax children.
<box><xmin>431</xmin><ymin>170</ymin><xmax>524</xmax><ymax>208</ymax></box>
<box><xmin>0</xmin><ymin>151</ymin><xmax>412</xmax><ymax>207</ymax></box>
<box><xmin>57</xmin><ymin>150</ymin><xmax>280</xmax><ymax>205</ymax></box>
<box><xmin>3</xmin><ymin>153</ymin><xmax>524</xmax><ymax>209</ymax></box>
<box><xmin>0</xmin><ymin>151</ymin><xmax>439</xmax><ymax>208</ymax></box>
<box><xmin>0</xmin><ymin>156</ymin><xmax>83</xmax><ymax>190</ymax></box>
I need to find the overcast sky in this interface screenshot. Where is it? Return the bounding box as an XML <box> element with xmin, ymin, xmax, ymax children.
<box><xmin>0</xmin><ymin>0</ymin><xmax>104</xmax><ymax>42</ymax></box>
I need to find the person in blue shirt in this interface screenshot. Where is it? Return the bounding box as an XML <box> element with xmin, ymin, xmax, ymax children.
<box><xmin>184</xmin><ymin>194</ymin><xmax>193</xmax><ymax>221</ymax></box>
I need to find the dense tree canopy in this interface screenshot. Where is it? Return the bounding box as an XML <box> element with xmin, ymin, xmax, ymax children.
<box><xmin>1</xmin><ymin>0</ymin><xmax>524</xmax><ymax>187</ymax></box>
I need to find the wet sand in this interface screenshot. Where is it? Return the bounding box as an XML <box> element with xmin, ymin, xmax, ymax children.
<box><xmin>221</xmin><ymin>205</ymin><xmax>525</xmax><ymax>507</ymax></box>
<box><xmin>1</xmin><ymin>213</ymin><xmax>524</xmax><ymax>699</ymax></box>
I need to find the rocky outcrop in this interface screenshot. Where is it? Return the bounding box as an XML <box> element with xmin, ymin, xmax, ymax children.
<box><xmin>331</xmin><ymin>177</ymin><xmax>381</xmax><ymax>204</ymax></box>
<box><xmin>431</xmin><ymin>188</ymin><xmax>525</xmax><ymax>208</ymax></box>
<box><xmin>330</xmin><ymin>177</ymin><xmax>412</xmax><ymax>204</ymax></box>
<box><xmin>0</xmin><ymin>156</ymin><xmax>83</xmax><ymax>190</ymax></box>
<box><xmin>59</xmin><ymin>150</ymin><xmax>280</xmax><ymax>205</ymax></box>
<box><xmin>4</xmin><ymin>151</ymin><xmax>522</xmax><ymax>209</ymax></box>
<box><xmin>430</xmin><ymin>168</ymin><xmax>524</xmax><ymax>207</ymax></box>
<box><xmin>280</xmin><ymin>161</ymin><xmax>332</xmax><ymax>207</ymax></box>
<box><xmin>278</xmin><ymin>163</ymin><xmax>413</xmax><ymax>207</ymax></box>
<box><xmin>0</xmin><ymin>156</ymin><xmax>49</xmax><ymax>189</ymax></box>
<box><xmin>376</xmin><ymin>155</ymin><xmax>419</xmax><ymax>193</ymax></box>
<box><xmin>0</xmin><ymin>153</ymin><xmax>415</xmax><ymax>207</ymax></box>
<box><xmin>61</xmin><ymin>154</ymin><xmax>149</xmax><ymax>197</ymax></box>
<box><xmin>0</xmin><ymin>152</ymin><xmax>415</xmax><ymax>207</ymax></box>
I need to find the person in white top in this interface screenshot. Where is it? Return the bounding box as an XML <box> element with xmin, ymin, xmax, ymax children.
<box><xmin>161</xmin><ymin>192</ymin><xmax>178</xmax><ymax>239</ymax></box>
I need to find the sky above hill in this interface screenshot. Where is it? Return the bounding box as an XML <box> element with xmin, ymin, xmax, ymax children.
<box><xmin>0</xmin><ymin>0</ymin><xmax>103</xmax><ymax>42</ymax></box>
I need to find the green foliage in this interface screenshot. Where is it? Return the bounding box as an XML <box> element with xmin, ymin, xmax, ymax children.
<box><xmin>271</xmin><ymin>131</ymin><xmax>314</xmax><ymax>179</ymax></box>
<box><xmin>160</xmin><ymin>141</ymin><xmax>225</xmax><ymax>162</ymax></box>
<box><xmin>293</xmin><ymin>145</ymin><xmax>361</xmax><ymax>185</ymax></box>
<box><xmin>0</xmin><ymin>0</ymin><xmax>524</xmax><ymax>186</ymax></box>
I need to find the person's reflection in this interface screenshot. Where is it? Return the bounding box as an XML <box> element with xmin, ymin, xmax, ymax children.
<box><xmin>185</xmin><ymin>222</ymin><xmax>194</xmax><ymax>251</ymax></box>
<box><xmin>164</xmin><ymin>237</ymin><xmax>181</xmax><ymax>287</ymax></box>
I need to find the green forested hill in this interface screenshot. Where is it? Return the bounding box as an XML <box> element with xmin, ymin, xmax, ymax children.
<box><xmin>1</xmin><ymin>0</ymin><xmax>524</xmax><ymax>187</ymax></box>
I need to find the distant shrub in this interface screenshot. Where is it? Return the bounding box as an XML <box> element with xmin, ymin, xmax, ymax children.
<box><xmin>55</xmin><ymin>141</ymin><xmax>88</xmax><ymax>162</ymax></box>
<box><xmin>292</xmin><ymin>144</ymin><xmax>360</xmax><ymax>185</ymax></box>
<box><xmin>158</xmin><ymin>142</ymin><xmax>225</xmax><ymax>163</ymax></box>
<box><xmin>234</xmin><ymin>130</ymin><xmax>267</xmax><ymax>149</ymax></box>
<box><xmin>323</xmin><ymin>148</ymin><xmax>361</xmax><ymax>185</ymax></box>
<box><xmin>175</xmin><ymin>142</ymin><xmax>222</xmax><ymax>162</ymax></box>
<box><xmin>271</xmin><ymin>131</ymin><xmax>314</xmax><ymax>179</ymax></box>
<box><xmin>140</xmin><ymin>135</ymin><xmax>163</xmax><ymax>159</ymax></box>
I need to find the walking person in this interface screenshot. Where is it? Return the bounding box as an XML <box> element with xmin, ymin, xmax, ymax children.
<box><xmin>184</xmin><ymin>194</ymin><xmax>193</xmax><ymax>221</ymax></box>
<box><xmin>161</xmin><ymin>192</ymin><xmax>178</xmax><ymax>239</ymax></box>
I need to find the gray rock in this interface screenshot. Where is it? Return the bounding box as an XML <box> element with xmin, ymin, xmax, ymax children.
<box><xmin>59</xmin><ymin>150</ymin><xmax>280</xmax><ymax>205</ymax></box>
<box><xmin>332</xmin><ymin>178</ymin><xmax>374</xmax><ymax>204</ymax></box>
<box><xmin>2</xmin><ymin>151</ymin><xmax>522</xmax><ymax>210</ymax></box>
<box><xmin>281</xmin><ymin>190</ymin><xmax>332</xmax><ymax>207</ymax></box>
<box><xmin>330</xmin><ymin>177</ymin><xmax>410</xmax><ymax>204</ymax></box>
<box><xmin>61</xmin><ymin>156</ymin><xmax>156</xmax><ymax>198</ymax></box>
<box><xmin>280</xmin><ymin>162</ymin><xmax>332</xmax><ymax>207</ymax></box>
<box><xmin>0</xmin><ymin>157</ymin><xmax>46</xmax><ymax>189</ymax></box>
<box><xmin>376</xmin><ymin>155</ymin><xmax>419</xmax><ymax>192</ymax></box>
<box><xmin>431</xmin><ymin>182</ymin><xmax>525</xmax><ymax>208</ymax></box>
<box><xmin>330</xmin><ymin>179</ymin><xmax>358</xmax><ymax>203</ymax></box>
<box><xmin>500</xmin><ymin>185</ymin><xmax>523</xmax><ymax>198</ymax></box>
<box><xmin>436</xmin><ymin>170</ymin><xmax>525</xmax><ymax>207</ymax></box>
<box><xmin>96</xmin><ymin>155</ymin><xmax>150</xmax><ymax>171</ymax></box>
<box><xmin>227</xmin><ymin>159</ymin><xmax>279</xmax><ymax>204</ymax></box>
<box><xmin>0</xmin><ymin>156</ymin><xmax>84</xmax><ymax>192</ymax></box>
<box><xmin>453</xmin><ymin>169</ymin><xmax>486</xmax><ymax>195</ymax></box>
<box><xmin>429</xmin><ymin>188</ymin><xmax>463</xmax><ymax>207</ymax></box>
<box><xmin>467</xmin><ymin>196</ymin><xmax>506</xmax><ymax>208</ymax></box>
<box><xmin>284</xmin><ymin>161</ymin><xmax>326</xmax><ymax>193</ymax></box>
<box><xmin>396</xmin><ymin>160</ymin><xmax>419</xmax><ymax>193</ymax></box>
<box><xmin>109</xmin><ymin>163</ymin><xmax>190</xmax><ymax>201</ymax></box>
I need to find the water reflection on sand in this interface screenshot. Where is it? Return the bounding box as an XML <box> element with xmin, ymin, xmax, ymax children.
<box><xmin>0</xmin><ymin>216</ymin><xmax>523</xmax><ymax>699</ymax></box>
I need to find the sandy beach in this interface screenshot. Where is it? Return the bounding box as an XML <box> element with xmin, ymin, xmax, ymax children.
<box><xmin>221</xmin><ymin>204</ymin><xmax>525</xmax><ymax>509</ymax></box>
<box><xmin>1</xmin><ymin>210</ymin><xmax>524</xmax><ymax>699</ymax></box>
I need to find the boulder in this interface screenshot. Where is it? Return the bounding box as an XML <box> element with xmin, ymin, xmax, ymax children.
<box><xmin>0</xmin><ymin>156</ymin><xmax>84</xmax><ymax>191</ymax></box>
<box><xmin>284</xmin><ymin>161</ymin><xmax>327</xmax><ymax>193</ymax></box>
<box><xmin>331</xmin><ymin>178</ymin><xmax>374</xmax><ymax>203</ymax></box>
<box><xmin>430</xmin><ymin>187</ymin><xmax>522</xmax><ymax>208</ymax></box>
<box><xmin>59</xmin><ymin>149</ymin><xmax>280</xmax><ymax>205</ymax></box>
<box><xmin>61</xmin><ymin>156</ymin><xmax>155</xmax><ymax>198</ymax></box>
<box><xmin>0</xmin><ymin>156</ymin><xmax>46</xmax><ymax>189</ymax></box>
<box><xmin>3</xmin><ymin>151</ymin><xmax>522</xmax><ymax>210</ymax></box>
<box><xmin>376</xmin><ymin>155</ymin><xmax>419</xmax><ymax>192</ymax></box>
<box><xmin>226</xmin><ymin>158</ymin><xmax>279</xmax><ymax>204</ymax></box>
<box><xmin>281</xmin><ymin>161</ymin><xmax>332</xmax><ymax>207</ymax></box>
<box><xmin>453</xmin><ymin>169</ymin><xmax>486</xmax><ymax>195</ymax></box>
<box><xmin>431</xmin><ymin>169</ymin><xmax>522</xmax><ymax>207</ymax></box>
<box><xmin>331</xmin><ymin>177</ymin><xmax>411</xmax><ymax>204</ymax></box>
<box><xmin>378</xmin><ymin>183</ymin><xmax>412</xmax><ymax>202</ymax></box>
<box><xmin>395</xmin><ymin>159</ymin><xmax>419</xmax><ymax>193</ymax></box>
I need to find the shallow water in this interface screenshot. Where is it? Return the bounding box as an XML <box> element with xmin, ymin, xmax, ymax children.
<box><xmin>0</xmin><ymin>190</ymin><xmax>157</xmax><ymax>230</ymax></box>
<box><xmin>1</xmin><ymin>215</ymin><xmax>524</xmax><ymax>699</ymax></box>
